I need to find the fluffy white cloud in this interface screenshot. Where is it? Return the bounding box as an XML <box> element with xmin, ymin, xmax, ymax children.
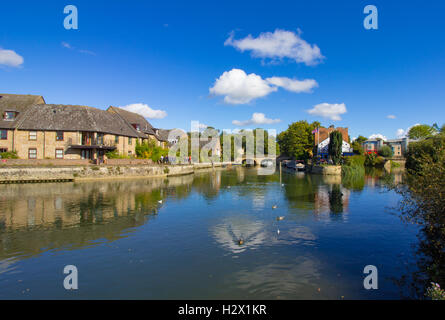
<box><xmin>265</xmin><ymin>76</ymin><xmax>318</xmax><ymax>93</ymax></box>
<box><xmin>232</xmin><ymin>112</ymin><xmax>281</xmax><ymax>126</ymax></box>
<box><xmin>307</xmin><ymin>103</ymin><xmax>347</xmax><ymax>121</ymax></box>
<box><xmin>387</xmin><ymin>114</ymin><xmax>396</xmax><ymax>119</ymax></box>
<box><xmin>209</xmin><ymin>69</ymin><xmax>317</xmax><ymax>104</ymax></box>
<box><xmin>369</xmin><ymin>133</ymin><xmax>387</xmax><ymax>141</ymax></box>
<box><xmin>209</xmin><ymin>69</ymin><xmax>277</xmax><ymax>104</ymax></box>
<box><xmin>396</xmin><ymin>123</ymin><xmax>421</xmax><ymax>138</ymax></box>
<box><xmin>225</xmin><ymin>29</ymin><xmax>324</xmax><ymax>66</ymax></box>
<box><xmin>0</xmin><ymin>48</ymin><xmax>24</xmax><ymax>67</ymax></box>
<box><xmin>119</xmin><ymin>103</ymin><xmax>167</xmax><ymax>119</ymax></box>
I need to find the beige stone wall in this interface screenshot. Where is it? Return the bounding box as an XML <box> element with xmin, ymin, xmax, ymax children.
<box><xmin>0</xmin><ymin>129</ymin><xmax>14</xmax><ymax>152</ymax></box>
<box><xmin>13</xmin><ymin>130</ymin><xmax>81</xmax><ymax>159</ymax></box>
<box><xmin>107</xmin><ymin>134</ymin><xmax>136</xmax><ymax>157</ymax></box>
<box><xmin>5</xmin><ymin>130</ymin><xmax>138</xmax><ymax>160</ymax></box>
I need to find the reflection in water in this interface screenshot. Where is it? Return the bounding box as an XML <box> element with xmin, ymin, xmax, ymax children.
<box><xmin>0</xmin><ymin>167</ymin><xmax>420</xmax><ymax>299</ymax></box>
<box><xmin>0</xmin><ymin>175</ymin><xmax>194</xmax><ymax>261</ymax></box>
<box><xmin>211</xmin><ymin>216</ymin><xmax>267</xmax><ymax>254</ymax></box>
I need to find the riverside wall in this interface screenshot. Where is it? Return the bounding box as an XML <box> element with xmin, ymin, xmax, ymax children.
<box><xmin>0</xmin><ymin>162</ymin><xmax>232</xmax><ymax>183</ymax></box>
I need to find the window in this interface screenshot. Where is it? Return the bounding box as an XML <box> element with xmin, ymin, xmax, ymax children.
<box><xmin>97</xmin><ymin>133</ymin><xmax>104</xmax><ymax>145</ymax></box>
<box><xmin>0</xmin><ymin>148</ymin><xmax>7</xmax><ymax>153</ymax></box>
<box><xmin>56</xmin><ymin>131</ymin><xmax>64</xmax><ymax>141</ymax></box>
<box><xmin>55</xmin><ymin>149</ymin><xmax>64</xmax><ymax>159</ymax></box>
<box><xmin>128</xmin><ymin>151</ymin><xmax>132</xmax><ymax>156</ymax></box>
<box><xmin>28</xmin><ymin>148</ymin><xmax>37</xmax><ymax>159</ymax></box>
<box><xmin>132</xmin><ymin>124</ymin><xmax>141</xmax><ymax>132</ymax></box>
<box><xmin>115</xmin><ymin>135</ymin><xmax>119</xmax><ymax>144</ymax></box>
<box><xmin>3</xmin><ymin>111</ymin><xmax>17</xmax><ymax>121</ymax></box>
<box><xmin>29</xmin><ymin>131</ymin><xmax>37</xmax><ymax>141</ymax></box>
<box><xmin>0</xmin><ymin>130</ymin><xmax>7</xmax><ymax>140</ymax></box>
<box><xmin>128</xmin><ymin>137</ymin><xmax>132</xmax><ymax>145</ymax></box>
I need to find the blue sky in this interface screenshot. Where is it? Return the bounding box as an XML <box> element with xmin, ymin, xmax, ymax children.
<box><xmin>1</xmin><ymin>0</ymin><xmax>444</xmax><ymax>139</ymax></box>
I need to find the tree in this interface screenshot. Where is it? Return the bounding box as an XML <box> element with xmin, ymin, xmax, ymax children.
<box><xmin>328</xmin><ymin>131</ymin><xmax>342</xmax><ymax>165</ymax></box>
<box><xmin>378</xmin><ymin>145</ymin><xmax>394</xmax><ymax>158</ymax></box>
<box><xmin>406</xmin><ymin>134</ymin><xmax>445</xmax><ymax>173</ymax></box>
<box><xmin>277</xmin><ymin>121</ymin><xmax>320</xmax><ymax>160</ymax></box>
<box><xmin>355</xmin><ymin>135</ymin><xmax>368</xmax><ymax>144</ymax></box>
<box><xmin>352</xmin><ymin>140</ymin><xmax>364</xmax><ymax>155</ymax></box>
<box><xmin>392</xmin><ymin>143</ymin><xmax>445</xmax><ymax>296</ymax></box>
<box><xmin>408</xmin><ymin>124</ymin><xmax>437</xmax><ymax>140</ymax></box>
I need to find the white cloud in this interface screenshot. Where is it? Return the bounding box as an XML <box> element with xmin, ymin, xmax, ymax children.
<box><xmin>396</xmin><ymin>123</ymin><xmax>420</xmax><ymax>138</ymax></box>
<box><xmin>396</xmin><ymin>129</ymin><xmax>406</xmax><ymax>138</ymax></box>
<box><xmin>61</xmin><ymin>42</ymin><xmax>72</xmax><ymax>49</ymax></box>
<box><xmin>307</xmin><ymin>103</ymin><xmax>347</xmax><ymax>121</ymax></box>
<box><xmin>119</xmin><ymin>103</ymin><xmax>167</xmax><ymax>119</ymax></box>
<box><xmin>369</xmin><ymin>133</ymin><xmax>387</xmax><ymax>141</ymax></box>
<box><xmin>0</xmin><ymin>48</ymin><xmax>24</xmax><ymax>67</ymax></box>
<box><xmin>265</xmin><ymin>76</ymin><xmax>318</xmax><ymax>93</ymax></box>
<box><xmin>387</xmin><ymin>114</ymin><xmax>396</xmax><ymax>119</ymax></box>
<box><xmin>209</xmin><ymin>69</ymin><xmax>277</xmax><ymax>104</ymax></box>
<box><xmin>62</xmin><ymin>42</ymin><xmax>96</xmax><ymax>56</ymax></box>
<box><xmin>232</xmin><ymin>112</ymin><xmax>281</xmax><ymax>126</ymax></box>
<box><xmin>225</xmin><ymin>29</ymin><xmax>324</xmax><ymax>66</ymax></box>
<box><xmin>209</xmin><ymin>69</ymin><xmax>317</xmax><ymax>104</ymax></box>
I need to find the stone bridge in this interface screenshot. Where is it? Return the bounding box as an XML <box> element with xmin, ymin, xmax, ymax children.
<box><xmin>239</xmin><ymin>156</ymin><xmax>276</xmax><ymax>166</ymax></box>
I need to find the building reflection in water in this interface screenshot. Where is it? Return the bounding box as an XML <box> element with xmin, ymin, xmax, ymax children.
<box><xmin>0</xmin><ymin>175</ymin><xmax>194</xmax><ymax>261</ymax></box>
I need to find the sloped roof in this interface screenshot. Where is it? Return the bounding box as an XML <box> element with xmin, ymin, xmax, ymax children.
<box><xmin>107</xmin><ymin>106</ymin><xmax>156</xmax><ymax>137</ymax></box>
<box><xmin>18</xmin><ymin>104</ymin><xmax>139</xmax><ymax>137</ymax></box>
<box><xmin>0</xmin><ymin>93</ymin><xmax>45</xmax><ymax>129</ymax></box>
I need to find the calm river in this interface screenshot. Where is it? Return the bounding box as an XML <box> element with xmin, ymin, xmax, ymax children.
<box><xmin>0</xmin><ymin>167</ymin><xmax>421</xmax><ymax>299</ymax></box>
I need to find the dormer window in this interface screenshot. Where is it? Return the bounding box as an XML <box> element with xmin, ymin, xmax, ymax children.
<box><xmin>132</xmin><ymin>124</ymin><xmax>141</xmax><ymax>132</ymax></box>
<box><xmin>3</xmin><ymin>111</ymin><xmax>17</xmax><ymax>121</ymax></box>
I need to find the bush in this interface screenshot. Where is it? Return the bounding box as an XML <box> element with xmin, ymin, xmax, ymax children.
<box><xmin>105</xmin><ymin>150</ymin><xmax>129</xmax><ymax>159</ymax></box>
<box><xmin>344</xmin><ymin>155</ymin><xmax>365</xmax><ymax>167</ymax></box>
<box><xmin>136</xmin><ymin>140</ymin><xmax>168</xmax><ymax>162</ymax></box>
<box><xmin>352</xmin><ymin>140</ymin><xmax>364</xmax><ymax>155</ymax></box>
<box><xmin>406</xmin><ymin>135</ymin><xmax>445</xmax><ymax>173</ymax></box>
<box><xmin>0</xmin><ymin>151</ymin><xmax>19</xmax><ymax>159</ymax></box>
<box><xmin>365</xmin><ymin>153</ymin><xmax>385</xmax><ymax>167</ymax></box>
<box><xmin>378</xmin><ymin>145</ymin><xmax>394</xmax><ymax>158</ymax></box>
<box><xmin>391</xmin><ymin>161</ymin><xmax>401</xmax><ymax>169</ymax></box>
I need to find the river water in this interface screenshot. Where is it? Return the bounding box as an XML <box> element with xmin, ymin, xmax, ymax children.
<box><xmin>0</xmin><ymin>167</ymin><xmax>420</xmax><ymax>299</ymax></box>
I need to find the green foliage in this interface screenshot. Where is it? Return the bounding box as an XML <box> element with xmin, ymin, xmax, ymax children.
<box><xmin>352</xmin><ymin>140</ymin><xmax>364</xmax><ymax>155</ymax></box>
<box><xmin>355</xmin><ymin>135</ymin><xmax>368</xmax><ymax>144</ymax></box>
<box><xmin>105</xmin><ymin>150</ymin><xmax>129</xmax><ymax>159</ymax></box>
<box><xmin>391</xmin><ymin>161</ymin><xmax>401</xmax><ymax>169</ymax></box>
<box><xmin>408</xmin><ymin>124</ymin><xmax>437</xmax><ymax>140</ymax></box>
<box><xmin>277</xmin><ymin>121</ymin><xmax>320</xmax><ymax>160</ymax></box>
<box><xmin>378</xmin><ymin>145</ymin><xmax>394</xmax><ymax>158</ymax></box>
<box><xmin>136</xmin><ymin>139</ymin><xmax>168</xmax><ymax>162</ymax></box>
<box><xmin>328</xmin><ymin>131</ymin><xmax>342</xmax><ymax>165</ymax></box>
<box><xmin>426</xmin><ymin>283</ymin><xmax>445</xmax><ymax>300</ymax></box>
<box><xmin>344</xmin><ymin>155</ymin><xmax>365</xmax><ymax>167</ymax></box>
<box><xmin>365</xmin><ymin>153</ymin><xmax>385</xmax><ymax>167</ymax></box>
<box><xmin>0</xmin><ymin>151</ymin><xmax>19</xmax><ymax>159</ymax></box>
<box><xmin>406</xmin><ymin>135</ymin><xmax>445</xmax><ymax>173</ymax></box>
<box><xmin>393</xmin><ymin>145</ymin><xmax>445</xmax><ymax>294</ymax></box>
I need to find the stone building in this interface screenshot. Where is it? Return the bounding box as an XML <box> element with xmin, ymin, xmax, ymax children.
<box><xmin>1</xmin><ymin>93</ymin><xmax>168</xmax><ymax>161</ymax></box>
<box><xmin>107</xmin><ymin>106</ymin><xmax>168</xmax><ymax>148</ymax></box>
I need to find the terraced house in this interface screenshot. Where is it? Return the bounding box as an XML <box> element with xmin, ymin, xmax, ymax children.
<box><xmin>0</xmin><ymin>93</ymin><xmax>167</xmax><ymax>161</ymax></box>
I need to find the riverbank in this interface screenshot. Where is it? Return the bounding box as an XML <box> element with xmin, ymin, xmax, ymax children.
<box><xmin>0</xmin><ymin>162</ymin><xmax>232</xmax><ymax>183</ymax></box>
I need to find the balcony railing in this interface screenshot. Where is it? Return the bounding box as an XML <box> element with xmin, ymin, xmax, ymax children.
<box><xmin>67</xmin><ymin>137</ymin><xmax>117</xmax><ymax>149</ymax></box>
